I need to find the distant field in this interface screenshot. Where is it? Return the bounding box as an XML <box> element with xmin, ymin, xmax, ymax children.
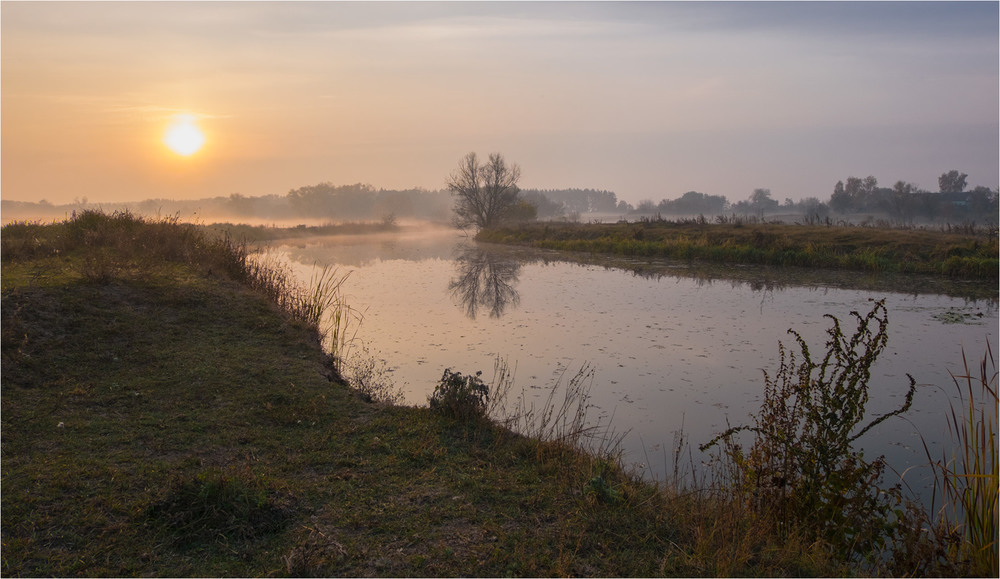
<box><xmin>198</xmin><ymin>219</ymin><xmax>399</xmax><ymax>242</ymax></box>
<box><xmin>477</xmin><ymin>220</ymin><xmax>999</xmax><ymax>280</ymax></box>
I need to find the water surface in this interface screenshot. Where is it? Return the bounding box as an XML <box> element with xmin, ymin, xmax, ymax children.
<box><xmin>276</xmin><ymin>226</ymin><xmax>997</xmax><ymax>502</ymax></box>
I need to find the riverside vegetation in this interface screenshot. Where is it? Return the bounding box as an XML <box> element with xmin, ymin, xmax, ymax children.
<box><xmin>1</xmin><ymin>210</ymin><xmax>996</xmax><ymax>576</ymax></box>
<box><xmin>196</xmin><ymin>216</ymin><xmax>399</xmax><ymax>243</ymax></box>
<box><xmin>477</xmin><ymin>217</ymin><xmax>999</xmax><ymax>280</ymax></box>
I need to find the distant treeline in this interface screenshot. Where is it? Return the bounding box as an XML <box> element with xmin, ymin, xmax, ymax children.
<box><xmin>630</xmin><ymin>169</ymin><xmax>997</xmax><ymax>224</ymax></box>
<box><xmin>3</xmin><ymin>169</ymin><xmax>996</xmax><ymax>224</ymax></box>
<box><xmin>2</xmin><ymin>184</ymin><xmax>456</xmax><ymax>224</ymax></box>
<box><xmin>520</xmin><ymin>188</ymin><xmax>627</xmax><ymax>216</ymax></box>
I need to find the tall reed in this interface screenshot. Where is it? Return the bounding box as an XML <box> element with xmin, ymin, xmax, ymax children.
<box><xmin>301</xmin><ymin>264</ymin><xmax>363</xmax><ymax>367</ymax></box>
<box><xmin>928</xmin><ymin>343</ymin><xmax>998</xmax><ymax>575</ymax></box>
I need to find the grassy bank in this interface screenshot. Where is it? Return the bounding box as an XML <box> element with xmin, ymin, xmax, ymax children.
<box><xmin>198</xmin><ymin>218</ymin><xmax>399</xmax><ymax>243</ymax></box>
<box><xmin>1</xmin><ymin>211</ymin><xmax>992</xmax><ymax>576</ymax></box>
<box><xmin>476</xmin><ymin>220</ymin><xmax>999</xmax><ymax>280</ymax></box>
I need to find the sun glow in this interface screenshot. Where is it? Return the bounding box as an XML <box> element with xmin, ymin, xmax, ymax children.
<box><xmin>163</xmin><ymin>114</ymin><xmax>205</xmax><ymax>156</ymax></box>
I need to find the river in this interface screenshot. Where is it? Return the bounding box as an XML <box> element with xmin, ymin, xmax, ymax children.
<box><xmin>273</xmin><ymin>224</ymin><xmax>997</xmax><ymax>505</ymax></box>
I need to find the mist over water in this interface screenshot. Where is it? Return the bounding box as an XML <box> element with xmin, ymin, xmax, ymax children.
<box><xmin>276</xmin><ymin>226</ymin><xmax>996</xmax><ymax>505</ymax></box>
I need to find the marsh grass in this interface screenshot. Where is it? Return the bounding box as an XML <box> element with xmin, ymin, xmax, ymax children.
<box><xmin>942</xmin><ymin>346</ymin><xmax>999</xmax><ymax>573</ymax></box>
<box><xmin>478</xmin><ymin>220</ymin><xmax>999</xmax><ymax>280</ymax></box>
<box><xmin>200</xmin><ymin>219</ymin><xmax>398</xmax><ymax>242</ymax></box>
<box><xmin>278</xmin><ymin>260</ymin><xmax>364</xmax><ymax>368</ymax></box>
<box><xmin>2</xmin><ymin>210</ymin><xmax>204</xmax><ymax>282</ymax></box>
<box><xmin>498</xmin><ymin>361</ymin><xmax>624</xmax><ymax>455</ymax></box>
<box><xmin>911</xmin><ymin>343</ymin><xmax>998</xmax><ymax>575</ymax></box>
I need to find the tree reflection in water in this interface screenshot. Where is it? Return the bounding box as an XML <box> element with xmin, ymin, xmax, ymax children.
<box><xmin>449</xmin><ymin>243</ymin><xmax>521</xmax><ymax>319</ymax></box>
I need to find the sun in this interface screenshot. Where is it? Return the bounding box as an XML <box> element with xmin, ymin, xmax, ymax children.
<box><xmin>163</xmin><ymin>114</ymin><xmax>205</xmax><ymax>156</ymax></box>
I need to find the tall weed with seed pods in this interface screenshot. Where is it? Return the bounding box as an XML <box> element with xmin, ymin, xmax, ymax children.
<box><xmin>702</xmin><ymin>299</ymin><xmax>916</xmax><ymax>562</ymax></box>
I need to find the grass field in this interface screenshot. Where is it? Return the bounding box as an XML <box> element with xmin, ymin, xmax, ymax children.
<box><xmin>197</xmin><ymin>218</ymin><xmax>399</xmax><ymax>243</ymax></box>
<box><xmin>476</xmin><ymin>219</ymin><xmax>999</xmax><ymax>280</ymax></box>
<box><xmin>1</xmin><ymin>211</ymin><xmax>993</xmax><ymax>576</ymax></box>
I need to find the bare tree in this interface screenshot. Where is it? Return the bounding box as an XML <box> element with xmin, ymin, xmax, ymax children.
<box><xmin>447</xmin><ymin>152</ymin><xmax>521</xmax><ymax>229</ymax></box>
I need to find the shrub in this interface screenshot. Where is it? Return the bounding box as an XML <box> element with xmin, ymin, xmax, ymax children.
<box><xmin>428</xmin><ymin>369</ymin><xmax>489</xmax><ymax>421</ymax></box>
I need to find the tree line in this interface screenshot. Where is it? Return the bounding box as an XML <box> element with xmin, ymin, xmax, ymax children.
<box><xmin>628</xmin><ymin>170</ymin><xmax>996</xmax><ymax>223</ymax></box>
<box><xmin>447</xmin><ymin>151</ymin><xmax>997</xmax><ymax>228</ymax></box>
<box><xmin>4</xmin><ymin>154</ymin><xmax>995</xmax><ymax>226</ymax></box>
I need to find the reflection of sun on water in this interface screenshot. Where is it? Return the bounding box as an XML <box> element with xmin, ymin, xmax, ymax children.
<box><xmin>163</xmin><ymin>114</ymin><xmax>205</xmax><ymax>156</ymax></box>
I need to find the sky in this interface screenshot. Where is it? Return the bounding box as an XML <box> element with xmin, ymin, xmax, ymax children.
<box><xmin>2</xmin><ymin>1</ymin><xmax>998</xmax><ymax>206</ymax></box>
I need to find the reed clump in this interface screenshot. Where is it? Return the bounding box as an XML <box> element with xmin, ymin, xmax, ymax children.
<box><xmin>895</xmin><ymin>343</ymin><xmax>998</xmax><ymax>575</ymax></box>
<box><xmin>937</xmin><ymin>345</ymin><xmax>998</xmax><ymax>575</ymax></box>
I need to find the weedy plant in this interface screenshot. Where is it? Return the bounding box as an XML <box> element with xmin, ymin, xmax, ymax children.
<box><xmin>344</xmin><ymin>345</ymin><xmax>404</xmax><ymax>405</ymax></box>
<box><xmin>701</xmin><ymin>299</ymin><xmax>917</xmax><ymax>562</ymax></box>
<box><xmin>584</xmin><ymin>459</ymin><xmax>625</xmax><ymax>505</ymax></box>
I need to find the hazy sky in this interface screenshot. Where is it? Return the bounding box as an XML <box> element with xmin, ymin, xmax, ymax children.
<box><xmin>2</xmin><ymin>1</ymin><xmax>998</xmax><ymax>206</ymax></box>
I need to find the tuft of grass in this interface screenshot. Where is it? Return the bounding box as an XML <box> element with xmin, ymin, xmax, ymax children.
<box><xmin>146</xmin><ymin>467</ymin><xmax>296</xmax><ymax>550</ymax></box>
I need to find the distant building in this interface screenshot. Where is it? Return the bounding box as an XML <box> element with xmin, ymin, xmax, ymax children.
<box><xmin>939</xmin><ymin>192</ymin><xmax>971</xmax><ymax>208</ymax></box>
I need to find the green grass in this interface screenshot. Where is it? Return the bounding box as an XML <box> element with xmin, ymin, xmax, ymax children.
<box><xmin>2</xmin><ymin>211</ymin><xmax>989</xmax><ymax>576</ymax></box>
<box><xmin>477</xmin><ymin>221</ymin><xmax>999</xmax><ymax>280</ymax></box>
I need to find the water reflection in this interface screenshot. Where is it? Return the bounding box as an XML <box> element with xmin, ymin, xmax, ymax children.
<box><xmin>449</xmin><ymin>243</ymin><xmax>521</xmax><ymax>319</ymax></box>
<box><xmin>539</xmin><ymin>249</ymin><xmax>998</xmax><ymax>304</ymax></box>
